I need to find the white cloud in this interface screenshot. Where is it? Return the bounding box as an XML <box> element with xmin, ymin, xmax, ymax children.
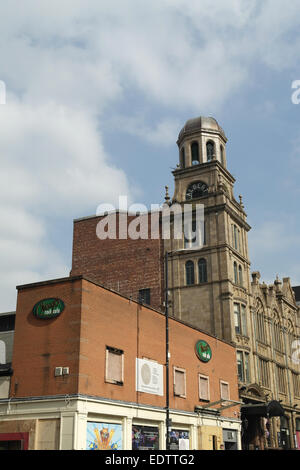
<box><xmin>1</xmin><ymin>0</ymin><xmax>300</xmax><ymax>311</ymax></box>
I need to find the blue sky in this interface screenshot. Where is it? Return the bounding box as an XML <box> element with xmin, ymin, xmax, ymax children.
<box><xmin>1</xmin><ymin>0</ymin><xmax>300</xmax><ymax>311</ymax></box>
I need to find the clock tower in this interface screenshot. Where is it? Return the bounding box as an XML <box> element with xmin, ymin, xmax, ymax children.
<box><xmin>164</xmin><ymin>116</ymin><xmax>252</xmax><ymax>343</ymax></box>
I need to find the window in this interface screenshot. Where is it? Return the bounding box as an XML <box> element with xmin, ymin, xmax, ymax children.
<box><xmin>185</xmin><ymin>261</ymin><xmax>195</xmax><ymax>285</ymax></box>
<box><xmin>0</xmin><ymin>340</ymin><xmax>6</xmax><ymax>365</ymax></box>
<box><xmin>234</xmin><ymin>303</ymin><xmax>247</xmax><ymax>336</ymax></box>
<box><xmin>233</xmin><ymin>261</ymin><xmax>238</xmax><ymax>284</ymax></box>
<box><xmin>206</xmin><ymin>141</ymin><xmax>214</xmax><ymax>162</ymax></box>
<box><xmin>174</xmin><ymin>367</ymin><xmax>186</xmax><ymax>398</ymax></box>
<box><xmin>237</xmin><ymin>351</ymin><xmax>250</xmax><ymax>383</ymax></box>
<box><xmin>273</xmin><ymin>316</ymin><xmax>283</xmax><ymax>352</ymax></box>
<box><xmin>138</xmin><ymin>288</ymin><xmax>151</xmax><ymax>305</ymax></box>
<box><xmin>220</xmin><ymin>381</ymin><xmax>230</xmax><ymax>401</ymax></box>
<box><xmin>105</xmin><ymin>346</ymin><xmax>124</xmax><ymax>385</ymax></box>
<box><xmin>276</xmin><ymin>365</ymin><xmax>286</xmax><ymax>394</ymax></box>
<box><xmin>232</xmin><ymin>225</ymin><xmax>241</xmax><ymax>252</ymax></box>
<box><xmin>0</xmin><ymin>314</ymin><xmax>15</xmax><ymax>332</ymax></box>
<box><xmin>258</xmin><ymin>357</ymin><xmax>269</xmax><ymax>388</ymax></box>
<box><xmin>244</xmin><ymin>353</ymin><xmax>250</xmax><ymax>383</ymax></box>
<box><xmin>292</xmin><ymin>372</ymin><xmax>300</xmax><ymax>397</ymax></box>
<box><xmin>256</xmin><ymin>300</ymin><xmax>266</xmax><ymax>343</ymax></box>
<box><xmin>234</xmin><ymin>303</ymin><xmax>241</xmax><ymax>335</ymax></box>
<box><xmin>220</xmin><ymin>145</ymin><xmax>225</xmax><ymax>166</ymax></box>
<box><xmin>180</xmin><ymin>147</ymin><xmax>185</xmax><ymax>168</ymax></box>
<box><xmin>199</xmin><ymin>374</ymin><xmax>210</xmax><ymax>401</ymax></box>
<box><xmin>238</xmin><ymin>265</ymin><xmax>243</xmax><ymax>287</ymax></box>
<box><xmin>198</xmin><ymin>258</ymin><xmax>207</xmax><ymax>283</ymax></box>
<box><xmin>191</xmin><ymin>142</ymin><xmax>199</xmax><ymax>165</ymax></box>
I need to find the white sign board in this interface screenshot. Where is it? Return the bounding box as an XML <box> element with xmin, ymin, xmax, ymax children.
<box><xmin>136</xmin><ymin>358</ymin><xmax>164</xmax><ymax>396</ymax></box>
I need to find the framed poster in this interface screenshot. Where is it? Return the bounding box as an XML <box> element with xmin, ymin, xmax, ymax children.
<box><xmin>86</xmin><ymin>422</ymin><xmax>122</xmax><ymax>450</ymax></box>
<box><xmin>132</xmin><ymin>425</ymin><xmax>159</xmax><ymax>450</ymax></box>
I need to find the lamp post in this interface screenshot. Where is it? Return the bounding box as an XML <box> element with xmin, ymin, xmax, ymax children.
<box><xmin>165</xmin><ymin>250</ymin><xmax>171</xmax><ymax>450</ymax></box>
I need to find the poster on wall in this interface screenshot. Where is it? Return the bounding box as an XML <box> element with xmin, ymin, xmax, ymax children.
<box><xmin>86</xmin><ymin>422</ymin><xmax>122</xmax><ymax>450</ymax></box>
<box><xmin>132</xmin><ymin>425</ymin><xmax>159</xmax><ymax>450</ymax></box>
<box><xmin>170</xmin><ymin>430</ymin><xmax>190</xmax><ymax>450</ymax></box>
<box><xmin>136</xmin><ymin>358</ymin><xmax>163</xmax><ymax>396</ymax></box>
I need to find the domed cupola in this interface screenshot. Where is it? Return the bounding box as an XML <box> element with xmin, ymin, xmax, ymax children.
<box><xmin>177</xmin><ymin>116</ymin><xmax>227</xmax><ymax>169</ymax></box>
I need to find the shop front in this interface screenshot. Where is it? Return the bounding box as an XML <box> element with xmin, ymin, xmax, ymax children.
<box><xmin>241</xmin><ymin>400</ymin><xmax>285</xmax><ymax>450</ymax></box>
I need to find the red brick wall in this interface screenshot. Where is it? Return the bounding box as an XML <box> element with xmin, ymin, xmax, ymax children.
<box><xmin>11</xmin><ymin>276</ymin><xmax>239</xmax><ymax>418</ymax></box>
<box><xmin>10</xmin><ymin>278</ymin><xmax>83</xmax><ymax>398</ymax></box>
<box><xmin>71</xmin><ymin>213</ymin><xmax>164</xmax><ymax>311</ymax></box>
<box><xmin>79</xmin><ymin>278</ymin><xmax>239</xmax><ymax>418</ymax></box>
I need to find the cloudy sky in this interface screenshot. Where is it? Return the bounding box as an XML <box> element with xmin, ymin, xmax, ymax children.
<box><xmin>1</xmin><ymin>0</ymin><xmax>300</xmax><ymax>311</ymax></box>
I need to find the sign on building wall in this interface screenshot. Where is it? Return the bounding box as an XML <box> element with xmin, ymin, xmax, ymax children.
<box><xmin>32</xmin><ymin>298</ymin><xmax>65</xmax><ymax>319</ymax></box>
<box><xmin>136</xmin><ymin>358</ymin><xmax>164</xmax><ymax>396</ymax></box>
<box><xmin>86</xmin><ymin>422</ymin><xmax>122</xmax><ymax>450</ymax></box>
<box><xmin>195</xmin><ymin>339</ymin><xmax>212</xmax><ymax>363</ymax></box>
<box><xmin>170</xmin><ymin>430</ymin><xmax>190</xmax><ymax>450</ymax></box>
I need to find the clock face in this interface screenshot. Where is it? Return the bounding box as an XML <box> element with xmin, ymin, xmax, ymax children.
<box><xmin>186</xmin><ymin>181</ymin><xmax>208</xmax><ymax>200</ymax></box>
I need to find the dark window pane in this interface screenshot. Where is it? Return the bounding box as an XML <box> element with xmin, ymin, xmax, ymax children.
<box><xmin>138</xmin><ymin>289</ymin><xmax>151</xmax><ymax>305</ymax></box>
<box><xmin>186</xmin><ymin>261</ymin><xmax>195</xmax><ymax>285</ymax></box>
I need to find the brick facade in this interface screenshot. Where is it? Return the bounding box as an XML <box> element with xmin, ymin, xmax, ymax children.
<box><xmin>11</xmin><ymin>276</ymin><xmax>239</xmax><ymax>420</ymax></box>
<box><xmin>71</xmin><ymin>213</ymin><xmax>164</xmax><ymax>311</ymax></box>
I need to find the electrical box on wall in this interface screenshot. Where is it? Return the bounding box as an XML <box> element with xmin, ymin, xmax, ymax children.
<box><xmin>54</xmin><ymin>367</ymin><xmax>62</xmax><ymax>377</ymax></box>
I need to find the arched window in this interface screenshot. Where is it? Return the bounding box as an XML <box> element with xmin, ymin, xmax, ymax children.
<box><xmin>233</xmin><ymin>261</ymin><xmax>238</xmax><ymax>284</ymax></box>
<box><xmin>186</xmin><ymin>260</ymin><xmax>195</xmax><ymax>285</ymax></box>
<box><xmin>273</xmin><ymin>312</ymin><xmax>283</xmax><ymax>352</ymax></box>
<box><xmin>198</xmin><ymin>258</ymin><xmax>207</xmax><ymax>283</ymax></box>
<box><xmin>180</xmin><ymin>147</ymin><xmax>185</xmax><ymax>168</ymax></box>
<box><xmin>220</xmin><ymin>145</ymin><xmax>225</xmax><ymax>166</ymax></box>
<box><xmin>238</xmin><ymin>265</ymin><xmax>243</xmax><ymax>286</ymax></box>
<box><xmin>191</xmin><ymin>142</ymin><xmax>199</xmax><ymax>165</ymax></box>
<box><xmin>255</xmin><ymin>299</ymin><xmax>266</xmax><ymax>343</ymax></box>
<box><xmin>206</xmin><ymin>141</ymin><xmax>214</xmax><ymax>162</ymax></box>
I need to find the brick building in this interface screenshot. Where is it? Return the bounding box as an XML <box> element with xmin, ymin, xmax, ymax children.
<box><xmin>69</xmin><ymin>115</ymin><xmax>300</xmax><ymax>449</ymax></box>
<box><xmin>0</xmin><ymin>275</ymin><xmax>241</xmax><ymax>450</ymax></box>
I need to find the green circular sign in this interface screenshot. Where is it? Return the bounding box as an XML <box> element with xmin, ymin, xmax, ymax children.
<box><xmin>195</xmin><ymin>340</ymin><xmax>212</xmax><ymax>363</ymax></box>
<box><xmin>33</xmin><ymin>298</ymin><xmax>65</xmax><ymax>319</ymax></box>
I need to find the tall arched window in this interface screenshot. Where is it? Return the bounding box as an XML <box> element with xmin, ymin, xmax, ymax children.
<box><xmin>206</xmin><ymin>141</ymin><xmax>214</xmax><ymax>162</ymax></box>
<box><xmin>198</xmin><ymin>258</ymin><xmax>207</xmax><ymax>283</ymax></box>
<box><xmin>185</xmin><ymin>261</ymin><xmax>195</xmax><ymax>285</ymax></box>
<box><xmin>255</xmin><ymin>299</ymin><xmax>266</xmax><ymax>343</ymax></box>
<box><xmin>191</xmin><ymin>142</ymin><xmax>199</xmax><ymax>165</ymax></box>
<box><xmin>180</xmin><ymin>147</ymin><xmax>185</xmax><ymax>168</ymax></box>
<box><xmin>273</xmin><ymin>311</ymin><xmax>283</xmax><ymax>352</ymax></box>
<box><xmin>238</xmin><ymin>265</ymin><xmax>243</xmax><ymax>286</ymax></box>
<box><xmin>233</xmin><ymin>261</ymin><xmax>238</xmax><ymax>284</ymax></box>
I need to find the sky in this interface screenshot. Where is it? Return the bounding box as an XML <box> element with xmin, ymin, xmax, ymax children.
<box><xmin>1</xmin><ymin>0</ymin><xmax>300</xmax><ymax>312</ymax></box>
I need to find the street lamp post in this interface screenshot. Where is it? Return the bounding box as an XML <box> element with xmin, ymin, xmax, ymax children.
<box><xmin>165</xmin><ymin>250</ymin><xmax>171</xmax><ymax>450</ymax></box>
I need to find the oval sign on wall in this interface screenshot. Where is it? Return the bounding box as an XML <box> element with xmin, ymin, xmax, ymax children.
<box><xmin>33</xmin><ymin>298</ymin><xmax>65</xmax><ymax>319</ymax></box>
<box><xmin>195</xmin><ymin>340</ymin><xmax>212</xmax><ymax>363</ymax></box>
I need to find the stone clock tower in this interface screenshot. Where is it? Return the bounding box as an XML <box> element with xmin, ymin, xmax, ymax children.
<box><xmin>164</xmin><ymin>116</ymin><xmax>252</xmax><ymax>343</ymax></box>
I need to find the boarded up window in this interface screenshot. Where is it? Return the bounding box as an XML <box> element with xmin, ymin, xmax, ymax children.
<box><xmin>106</xmin><ymin>347</ymin><xmax>123</xmax><ymax>384</ymax></box>
<box><xmin>174</xmin><ymin>368</ymin><xmax>186</xmax><ymax>397</ymax></box>
<box><xmin>220</xmin><ymin>381</ymin><xmax>230</xmax><ymax>401</ymax></box>
<box><xmin>199</xmin><ymin>375</ymin><xmax>209</xmax><ymax>401</ymax></box>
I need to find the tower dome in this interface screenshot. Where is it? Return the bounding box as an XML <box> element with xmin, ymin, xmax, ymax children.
<box><xmin>177</xmin><ymin>116</ymin><xmax>226</xmax><ymax>146</ymax></box>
